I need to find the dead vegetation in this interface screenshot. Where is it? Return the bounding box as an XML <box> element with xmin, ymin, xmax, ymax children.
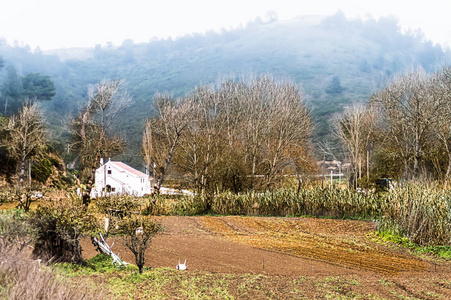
<box><xmin>0</xmin><ymin>211</ymin><xmax>108</xmax><ymax>299</ymax></box>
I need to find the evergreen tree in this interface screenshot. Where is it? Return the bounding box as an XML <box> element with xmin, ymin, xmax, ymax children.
<box><xmin>325</xmin><ymin>76</ymin><xmax>344</xmax><ymax>94</ymax></box>
<box><xmin>22</xmin><ymin>73</ymin><xmax>56</xmax><ymax>101</ymax></box>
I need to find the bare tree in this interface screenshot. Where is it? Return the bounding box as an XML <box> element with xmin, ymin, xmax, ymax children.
<box><xmin>242</xmin><ymin>78</ymin><xmax>271</xmax><ymax>189</ymax></box>
<box><xmin>174</xmin><ymin>83</ymin><xmax>246</xmax><ymax>196</ymax></box>
<box><xmin>1</xmin><ymin>101</ymin><xmax>47</xmax><ymax>186</ymax></box>
<box><xmin>371</xmin><ymin>68</ymin><xmax>443</xmax><ymax>179</ymax></box>
<box><xmin>431</xmin><ymin>67</ymin><xmax>451</xmax><ymax>185</ymax></box>
<box><xmin>144</xmin><ymin>76</ymin><xmax>313</xmax><ymax>195</ymax></box>
<box><xmin>333</xmin><ymin>103</ymin><xmax>376</xmax><ymax>187</ymax></box>
<box><xmin>71</xmin><ymin>79</ymin><xmax>132</xmax><ymax>204</ymax></box>
<box><xmin>259</xmin><ymin>78</ymin><xmax>312</xmax><ymax>189</ymax></box>
<box><xmin>142</xmin><ymin>94</ymin><xmax>191</xmax><ymax>193</ymax></box>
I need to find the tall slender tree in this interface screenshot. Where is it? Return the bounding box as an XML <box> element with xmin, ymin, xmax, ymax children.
<box><xmin>1</xmin><ymin>66</ymin><xmax>23</xmax><ymax>116</ymax></box>
<box><xmin>71</xmin><ymin>79</ymin><xmax>132</xmax><ymax>204</ymax></box>
<box><xmin>333</xmin><ymin>103</ymin><xmax>376</xmax><ymax>187</ymax></box>
<box><xmin>142</xmin><ymin>94</ymin><xmax>192</xmax><ymax>193</ymax></box>
<box><xmin>1</xmin><ymin>101</ymin><xmax>47</xmax><ymax>186</ymax></box>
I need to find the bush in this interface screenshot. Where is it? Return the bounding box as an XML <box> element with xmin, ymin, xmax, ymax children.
<box><xmin>94</xmin><ymin>195</ymin><xmax>162</xmax><ymax>273</ymax></box>
<box><xmin>0</xmin><ymin>209</ymin><xmax>107</xmax><ymax>299</ymax></box>
<box><xmin>31</xmin><ymin>158</ymin><xmax>54</xmax><ymax>184</ymax></box>
<box><xmin>118</xmin><ymin>215</ymin><xmax>161</xmax><ymax>274</ymax></box>
<box><xmin>28</xmin><ymin>196</ymin><xmax>98</xmax><ymax>263</ymax></box>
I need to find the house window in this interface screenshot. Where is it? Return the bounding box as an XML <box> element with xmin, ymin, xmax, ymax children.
<box><xmin>112</xmin><ymin>187</ymin><xmax>116</xmax><ymax>192</ymax></box>
<box><xmin>107</xmin><ymin>170</ymin><xmax>112</xmax><ymax>175</ymax></box>
<box><xmin>106</xmin><ymin>185</ymin><xmax>111</xmax><ymax>192</ymax></box>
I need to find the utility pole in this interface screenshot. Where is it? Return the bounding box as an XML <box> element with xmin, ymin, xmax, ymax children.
<box><xmin>330</xmin><ymin>170</ymin><xmax>333</xmax><ymax>190</ymax></box>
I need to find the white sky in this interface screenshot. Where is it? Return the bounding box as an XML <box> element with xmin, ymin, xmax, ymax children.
<box><xmin>1</xmin><ymin>0</ymin><xmax>451</xmax><ymax>50</ymax></box>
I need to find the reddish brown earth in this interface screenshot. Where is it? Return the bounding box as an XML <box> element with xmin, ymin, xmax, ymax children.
<box><xmin>81</xmin><ymin>216</ymin><xmax>451</xmax><ymax>277</ymax></box>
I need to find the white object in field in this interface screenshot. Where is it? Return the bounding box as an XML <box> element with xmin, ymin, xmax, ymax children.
<box><xmin>92</xmin><ymin>233</ymin><xmax>128</xmax><ymax>267</ymax></box>
<box><xmin>105</xmin><ymin>217</ymin><xmax>109</xmax><ymax>232</ymax></box>
<box><xmin>176</xmin><ymin>259</ymin><xmax>187</xmax><ymax>270</ymax></box>
<box><xmin>136</xmin><ymin>226</ymin><xmax>143</xmax><ymax>235</ymax></box>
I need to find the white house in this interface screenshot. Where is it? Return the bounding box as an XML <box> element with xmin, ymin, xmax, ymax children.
<box><xmin>92</xmin><ymin>159</ymin><xmax>152</xmax><ymax>198</ymax></box>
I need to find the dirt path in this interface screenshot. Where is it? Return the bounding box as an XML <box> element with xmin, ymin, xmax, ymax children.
<box><xmin>81</xmin><ymin>216</ymin><xmax>449</xmax><ymax>277</ymax></box>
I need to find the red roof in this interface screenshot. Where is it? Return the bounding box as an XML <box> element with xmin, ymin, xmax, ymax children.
<box><xmin>110</xmin><ymin>161</ymin><xmax>147</xmax><ymax>177</ymax></box>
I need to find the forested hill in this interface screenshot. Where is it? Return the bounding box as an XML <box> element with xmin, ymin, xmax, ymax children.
<box><xmin>0</xmin><ymin>12</ymin><xmax>448</xmax><ymax>168</ymax></box>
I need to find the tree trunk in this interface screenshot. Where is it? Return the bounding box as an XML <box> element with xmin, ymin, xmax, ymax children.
<box><xmin>19</xmin><ymin>157</ymin><xmax>26</xmax><ymax>186</ymax></box>
<box><xmin>446</xmin><ymin>152</ymin><xmax>451</xmax><ymax>189</ymax></box>
<box><xmin>296</xmin><ymin>168</ymin><xmax>302</xmax><ymax>196</ymax></box>
<box><xmin>155</xmin><ymin>134</ymin><xmax>179</xmax><ymax>193</ymax></box>
<box><xmin>137</xmin><ymin>248</ymin><xmax>145</xmax><ymax>274</ymax></box>
<box><xmin>82</xmin><ymin>167</ymin><xmax>95</xmax><ymax>206</ymax></box>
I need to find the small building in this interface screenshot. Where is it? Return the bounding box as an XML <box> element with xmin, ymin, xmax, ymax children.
<box><xmin>92</xmin><ymin>159</ymin><xmax>152</xmax><ymax>198</ymax></box>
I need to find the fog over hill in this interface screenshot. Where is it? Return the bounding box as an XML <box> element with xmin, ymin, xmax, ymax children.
<box><xmin>0</xmin><ymin>12</ymin><xmax>448</xmax><ymax>167</ymax></box>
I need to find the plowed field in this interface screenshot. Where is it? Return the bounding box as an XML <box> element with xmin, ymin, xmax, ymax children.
<box><xmin>82</xmin><ymin>216</ymin><xmax>446</xmax><ymax>276</ymax></box>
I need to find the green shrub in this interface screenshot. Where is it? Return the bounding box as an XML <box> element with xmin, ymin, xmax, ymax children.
<box><xmin>31</xmin><ymin>158</ymin><xmax>54</xmax><ymax>183</ymax></box>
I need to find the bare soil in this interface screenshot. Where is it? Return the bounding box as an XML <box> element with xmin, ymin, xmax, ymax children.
<box><xmin>81</xmin><ymin>216</ymin><xmax>450</xmax><ymax>277</ymax></box>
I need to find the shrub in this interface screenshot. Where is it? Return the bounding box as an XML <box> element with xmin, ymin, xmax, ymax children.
<box><xmin>95</xmin><ymin>195</ymin><xmax>145</xmax><ymax>236</ymax></box>
<box><xmin>0</xmin><ymin>209</ymin><xmax>107</xmax><ymax>299</ymax></box>
<box><xmin>31</xmin><ymin>158</ymin><xmax>53</xmax><ymax>184</ymax></box>
<box><xmin>94</xmin><ymin>195</ymin><xmax>162</xmax><ymax>273</ymax></box>
<box><xmin>95</xmin><ymin>195</ymin><xmax>144</xmax><ymax>218</ymax></box>
<box><xmin>118</xmin><ymin>215</ymin><xmax>162</xmax><ymax>274</ymax></box>
<box><xmin>28</xmin><ymin>196</ymin><xmax>98</xmax><ymax>263</ymax></box>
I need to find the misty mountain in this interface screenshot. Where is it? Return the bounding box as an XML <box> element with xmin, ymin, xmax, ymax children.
<box><xmin>0</xmin><ymin>12</ymin><xmax>448</xmax><ymax>167</ymax></box>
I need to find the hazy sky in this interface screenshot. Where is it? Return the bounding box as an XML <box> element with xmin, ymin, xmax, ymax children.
<box><xmin>1</xmin><ymin>0</ymin><xmax>451</xmax><ymax>50</ymax></box>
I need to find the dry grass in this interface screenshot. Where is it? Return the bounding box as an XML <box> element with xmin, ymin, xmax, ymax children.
<box><xmin>0</xmin><ymin>257</ymin><xmax>108</xmax><ymax>299</ymax></box>
<box><xmin>379</xmin><ymin>184</ymin><xmax>451</xmax><ymax>245</ymax></box>
<box><xmin>0</xmin><ymin>211</ymin><xmax>108</xmax><ymax>299</ymax></box>
<box><xmin>142</xmin><ymin>184</ymin><xmax>451</xmax><ymax>246</ymax></box>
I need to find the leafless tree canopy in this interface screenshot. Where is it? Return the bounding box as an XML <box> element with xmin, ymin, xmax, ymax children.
<box><xmin>1</xmin><ymin>101</ymin><xmax>47</xmax><ymax>185</ymax></box>
<box><xmin>143</xmin><ymin>76</ymin><xmax>314</xmax><ymax>196</ymax></box>
<box><xmin>334</xmin><ymin>66</ymin><xmax>451</xmax><ymax>184</ymax></box>
<box><xmin>333</xmin><ymin>103</ymin><xmax>376</xmax><ymax>187</ymax></box>
<box><xmin>71</xmin><ymin>79</ymin><xmax>132</xmax><ymax>204</ymax></box>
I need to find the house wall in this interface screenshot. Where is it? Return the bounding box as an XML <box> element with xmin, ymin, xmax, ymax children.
<box><xmin>93</xmin><ymin>162</ymin><xmax>152</xmax><ymax>197</ymax></box>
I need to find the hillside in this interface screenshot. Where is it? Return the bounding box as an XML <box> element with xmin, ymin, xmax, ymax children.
<box><xmin>0</xmin><ymin>12</ymin><xmax>448</xmax><ymax>168</ymax></box>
